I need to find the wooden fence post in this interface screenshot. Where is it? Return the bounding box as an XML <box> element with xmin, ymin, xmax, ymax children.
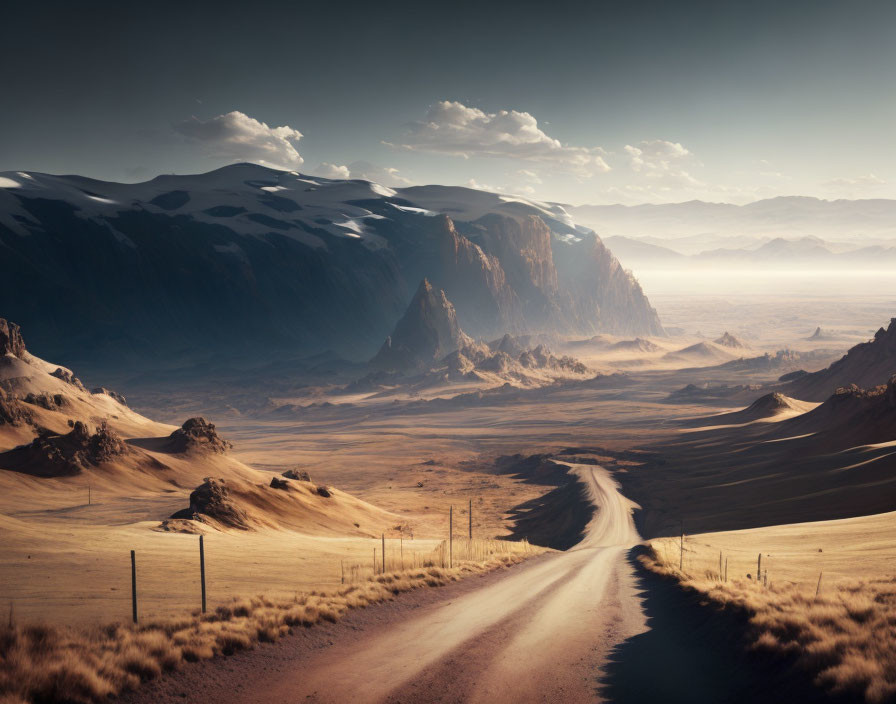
<box><xmin>679</xmin><ymin>520</ymin><xmax>684</xmax><ymax>570</ymax></box>
<box><xmin>815</xmin><ymin>571</ymin><xmax>823</xmax><ymax>597</ymax></box>
<box><xmin>468</xmin><ymin>499</ymin><xmax>472</xmax><ymax>540</ymax></box>
<box><xmin>199</xmin><ymin>535</ymin><xmax>207</xmax><ymax>614</ymax></box>
<box><xmin>381</xmin><ymin>534</ymin><xmax>385</xmax><ymax>574</ymax></box>
<box><xmin>724</xmin><ymin>557</ymin><xmax>728</xmax><ymax>582</ymax></box>
<box><xmin>449</xmin><ymin>506</ymin><xmax>453</xmax><ymax>569</ymax></box>
<box><xmin>130</xmin><ymin>550</ymin><xmax>138</xmax><ymax>624</ymax></box>
<box><xmin>719</xmin><ymin>551</ymin><xmax>722</xmax><ymax>580</ymax></box>
<box><xmin>341</xmin><ymin>560</ymin><xmax>345</xmax><ymax>584</ymax></box>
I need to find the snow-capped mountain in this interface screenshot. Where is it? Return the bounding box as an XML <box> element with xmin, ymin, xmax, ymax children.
<box><xmin>0</xmin><ymin>164</ymin><xmax>662</xmax><ymax>370</ymax></box>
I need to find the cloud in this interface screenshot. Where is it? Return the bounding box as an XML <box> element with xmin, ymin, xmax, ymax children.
<box><xmin>347</xmin><ymin>161</ymin><xmax>412</xmax><ymax>186</ymax></box>
<box><xmin>624</xmin><ymin>139</ymin><xmax>690</xmax><ymax>174</ymax></box>
<box><xmin>823</xmin><ymin>173</ymin><xmax>887</xmax><ymax>188</ymax></box>
<box><xmin>311</xmin><ymin>160</ymin><xmax>411</xmax><ymax>186</ymax></box>
<box><xmin>465</xmin><ymin>178</ymin><xmax>504</xmax><ymax>192</ymax></box>
<box><xmin>314</xmin><ymin>162</ymin><xmax>351</xmax><ymax>179</ymax></box>
<box><xmin>516</xmin><ymin>169</ymin><xmax>542</xmax><ymax>184</ymax></box>
<box><xmin>389</xmin><ymin>100</ymin><xmax>610</xmax><ymax>175</ymax></box>
<box><xmin>174</xmin><ymin>111</ymin><xmax>304</xmax><ymax>169</ymax></box>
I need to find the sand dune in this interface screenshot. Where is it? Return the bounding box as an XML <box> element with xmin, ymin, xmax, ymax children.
<box><xmin>684</xmin><ymin>392</ymin><xmax>817</xmax><ymax>428</ymax></box>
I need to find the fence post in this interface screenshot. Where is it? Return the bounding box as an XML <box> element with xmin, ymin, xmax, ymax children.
<box><xmin>469</xmin><ymin>499</ymin><xmax>472</xmax><ymax>540</ymax></box>
<box><xmin>724</xmin><ymin>557</ymin><xmax>728</xmax><ymax>582</ymax></box>
<box><xmin>130</xmin><ymin>550</ymin><xmax>138</xmax><ymax>624</ymax></box>
<box><xmin>815</xmin><ymin>571</ymin><xmax>823</xmax><ymax>597</ymax></box>
<box><xmin>679</xmin><ymin>520</ymin><xmax>684</xmax><ymax>570</ymax></box>
<box><xmin>381</xmin><ymin>533</ymin><xmax>385</xmax><ymax>574</ymax></box>
<box><xmin>341</xmin><ymin>560</ymin><xmax>345</xmax><ymax>584</ymax></box>
<box><xmin>719</xmin><ymin>551</ymin><xmax>722</xmax><ymax>580</ymax></box>
<box><xmin>449</xmin><ymin>506</ymin><xmax>453</xmax><ymax>569</ymax></box>
<box><xmin>757</xmin><ymin>553</ymin><xmax>761</xmax><ymax>579</ymax></box>
<box><xmin>199</xmin><ymin>535</ymin><xmax>207</xmax><ymax>614</ymax></box>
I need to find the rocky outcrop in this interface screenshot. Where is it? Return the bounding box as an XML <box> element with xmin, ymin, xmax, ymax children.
<box><xmin>50</xmin><ymin>367</ymin><xmax>86</xmax><ymax>391</ymax></box>
<box><xmin>0</xmin><ymin>387</ymin><xmax>32</xmax><ymax>427</ymax></box>
<box><xmin>371</xmin><ymin>279</ymin><xmax>472</xmax><ymax>372</ymax></box>
<box><xmin>91</xmin><ymin>387</ymin><xmax>127</xmax><ymax>406</ymax></box>
<box><xmin>282</xmin><ymin>468</ymin><xmax>311</xmax><ymax>481</ymax></box>
<box><xmin>5</xmin><ymin>420</ymin><xmax>128</xmax><ymax>476</ymax></box>
<box><xmin>0</xmin><ymin>319</ymin><xmax>25</xmax><ymax>358</ymax></box>
<box><xmin>783</xmin><ymin>318</ymin><xmax>896</xmax><ymax>401</ymax></box>
<box><xmin>166</xmin><ymin>417</ymin><xmax>232</xmax><ymax>454</ymax></box>
<box><xmin>23</xmin><ymin>392</ymin><xmax>67</xmax><ymax>410</ymax></box>
<box><xmin>171</xmin><ymin>478</ymin><xmax>250</xmax><ymax>530</ymax></box>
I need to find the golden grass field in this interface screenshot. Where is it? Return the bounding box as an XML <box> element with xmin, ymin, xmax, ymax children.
<box><xmin>648</xmin><ymin>511</ymin><xmax>896</xmax><ymax>702</ymax></box>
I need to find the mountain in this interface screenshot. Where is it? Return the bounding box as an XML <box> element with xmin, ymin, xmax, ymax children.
<box><xmin>783</xmin><ymin>318</ymin><xmax>896</xmax><ymax>401</ymax></box>
<box><xmin>602</xmin><ymin>236</ymin><xmax>685</xmax><ymax>265</ymax></box>
<box><xmin>569</xmin><ymin>196</ymin><xmax>896</xmax><ymax>243</ymax></box>
<box><xmin>662</xmin><ymin>341</ymin><xmax>735</xmax><ymax>365</ymax></box>
<box><xmin>0</xmin><ymin>165</ymin><xmax>662</xmax><ymax>374</ymax></box>
<box><xmin>713</xmin><ymin>331</ymin><xmax>748</xmax><ymax>349</ymax></box>
<box><xmin>768</xmin><ymin>378</ymin><xmax>896</xmax><ymax>452</ymax></box>
<box><xmin>686</xmin><ymin>392</ymin><xmax>816</xmax><ymax>427</ymax></box>
<box><xmin>371</xmin><ymin>279</ymin><xmax>472</xmax><ymax>372</ymax></box>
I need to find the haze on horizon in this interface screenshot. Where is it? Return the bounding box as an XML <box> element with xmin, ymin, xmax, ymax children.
<box><xmin>4</xmin><ymin>0</ymin><xmax>896</xmax><ymax>207</ymax></box>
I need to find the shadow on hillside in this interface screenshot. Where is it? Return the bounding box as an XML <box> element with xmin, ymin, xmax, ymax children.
<box><xmin>598</xmin><ymin>546</ymin><xmax>844</xmax><ymax>704</ymax></box>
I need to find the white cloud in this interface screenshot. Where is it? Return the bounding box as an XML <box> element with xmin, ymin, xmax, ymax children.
<box><xmin>174</xmin><ymin>111</ymin><xmax>304</xmax><ymax>169</ymax></box>
<box><xmin>465</xmin><ymin>178</ymin><xmax>504</xmax><ymax>192</ymax></box>
<box><xmin>624</xmin><ymin>139</ymin><xmax>690</xmax><ymax>174</ymax></box>
<box><xmin>310</xmin><ymin>161</ymin><xmax>412</xmax><ymax>186</ymax></box>
<box><xmin>516</xmin><ymin>169</ymin><xmax>542</xmax><ymax>184</ymax></box>
<box><xmin>389</xmin><ymin>100</ymin><xmax>610</xmax><ymax>175</ymax></box>
<box><xmin>347</xmin><ymin>161</ymin><xmax>412</xmax><ymax>186</ymax></box>
<box><xmin>314</xmin><ymin>162</ymin><xmax>351</xmax><ymax>179</ymax></box>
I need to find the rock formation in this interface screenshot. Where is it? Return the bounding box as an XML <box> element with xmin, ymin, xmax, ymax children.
<box><xmin>371</xmin><ymin>279</ymin><xmax>473</xmax><ymax>372</ymax></box>
<box><xmin>166</xmin><ymin>417</ymin><xmax>232</xmax><ymax>454</ymax></box>
<box><xmin>0</xmin><ymin>319</ymin><xmax>25</xmax><ymax>358</ymax></box>
<box><xmin>783</xmin><ymin>318</ymin><xmax>896</xmax><ymax>401</ymax></box>
<box><xmin>714</xmin><ymin>332</ymin><xmax>748</xmax><ymax>348</ymax></box>
<box><xmin>171</xmin><ymin>477</ymin><xmax>250</xmax><ymax>530</ymax></box>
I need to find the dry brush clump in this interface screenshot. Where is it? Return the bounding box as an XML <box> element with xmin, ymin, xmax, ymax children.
<box><xmin>0</xmin><ymin>554</ymin><xmax>529</xmax><ymax>704</ymax></box>
<box><xmin>642</xmin><ymin>546</ymin><xmax>896</xmax><ymax>703</ymax></box>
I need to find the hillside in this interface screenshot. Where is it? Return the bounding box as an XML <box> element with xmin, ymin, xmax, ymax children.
<box><xmin>783</xmin><ymin>318</ymin><xmax>896</xmax><ymax>400</ymax></box>
<box><xmin>0</xmin><ymin>165</ymin><xmax>662</xmax><ymax>374</ymax></box>
<box><xmin>0</xmin><ymin>318</ymin><xmax>398</xmax><ymax>536</ymax></box>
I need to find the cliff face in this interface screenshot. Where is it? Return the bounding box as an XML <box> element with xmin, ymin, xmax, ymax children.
<box><xmin>783</xmin><ymin>318</ymin><xmax>896</xmax><ymax>401</ymax></box>
<box><xmin>431</xmin><ymin>216</ymin><xmax>522</xmax><ymax>337</ymax></box>
<box><xmin>552</xmin><ymin>234</ymin><xmax>664</xmax><ymax>337</ymax></box>
<box><xmin>0</xmin><ymin>165</ymin><xmax>663</xmax><ymax>371</ymax></box>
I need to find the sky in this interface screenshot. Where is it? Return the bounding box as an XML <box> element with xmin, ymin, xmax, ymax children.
<box><xmin>3</xmin><ymin>0</ymin><xmax>896</xmax><ymax>205</ymax></box>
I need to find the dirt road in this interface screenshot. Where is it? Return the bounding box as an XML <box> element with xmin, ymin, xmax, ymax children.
<box><xmin>244</xmin><ymin>464</ymin><xmax>647</xmax><ymax>703</ymax></box>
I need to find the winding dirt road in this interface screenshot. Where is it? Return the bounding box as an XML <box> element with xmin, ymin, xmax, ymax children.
<box><xmin>241</xmin><ymin>464</ymin><xmax>648</xmax><ymax>703</ymax></box>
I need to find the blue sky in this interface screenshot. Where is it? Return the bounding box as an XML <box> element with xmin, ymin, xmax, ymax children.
<box><xmin>3</xmin><ymin>0</ymin><xmax>896</xmax><ymax>204</ymax></box>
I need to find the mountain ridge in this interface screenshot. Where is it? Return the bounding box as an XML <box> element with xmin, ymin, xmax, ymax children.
<box><xmin>0</xmin><ymin>164</ymin><xmax>663</xmax><ymax>374</ymax></box>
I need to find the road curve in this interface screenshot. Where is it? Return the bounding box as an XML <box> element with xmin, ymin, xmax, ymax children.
<box><xmin>241</xmin><ymin>464</ymin><xmax>647</xmax><ymax>704</ymax></box>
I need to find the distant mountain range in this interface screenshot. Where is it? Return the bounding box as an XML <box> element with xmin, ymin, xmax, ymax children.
<box><xmin>0</xmin><ymin>164</ymin><xmax>662</xmax><ymax>373</ymax></box>
<box><xmin>569</xmin><ymin>197</ymin><xmax>896</xmax><ymax>248</ymax></box>
<box><xmin>604</xmin><ymin>234</ymin><xmax>896</xmax><ymax>269</ymax></box>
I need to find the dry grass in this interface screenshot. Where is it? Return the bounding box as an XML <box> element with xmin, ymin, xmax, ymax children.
<box><xmin>642</xmin><ymin>546</ymin><xmax>896</xmax><ymax>703</ymax></box>
<box><xmin>0</xmin><ymin>552</ymin><xmax>534</xmax><ymax>704</ymax></box>
<box><xmin>342</xmin><ymin>536</ymin><xmax>536</xmax><ymax>582</ymax></box>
